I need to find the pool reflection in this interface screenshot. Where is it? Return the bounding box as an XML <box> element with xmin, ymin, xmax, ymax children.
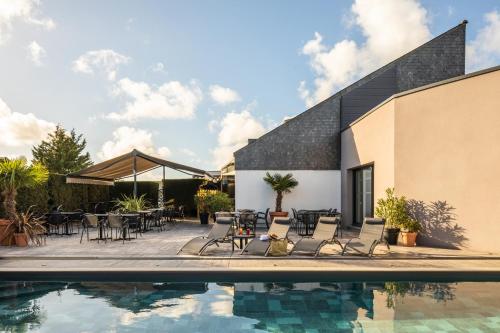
<box><xmin>2</xmin><ymin>281</ymin><xmax>500</xmax><ymax>332</ymax></box>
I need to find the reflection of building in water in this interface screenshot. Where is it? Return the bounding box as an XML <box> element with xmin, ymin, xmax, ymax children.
<box><xmin>232</xmin><ymin>282</ymin><xmax>385</xmax><ymax>332</ymax></box>
<box><xmin>72</xmin><ymin>282</ymin><xmax>208</xmax><ymax>313</ymax></box>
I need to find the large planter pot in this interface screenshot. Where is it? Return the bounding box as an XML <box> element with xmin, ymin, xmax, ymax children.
<box><xmin>384</xmin><ymin>228</ymin><xmax>400</xmax><ymax>245</ymax></box>
<box><xmin>399</xmin><ymin>231</ymin><xmax>417</xmax><ymax>247</ymax></box>
<box><xmin>14</xmin><ymin>233</ymin><xmax>28</xmax><ymax>247</ymax></box>
<box><xmin>0</xmin><ymin>219</ymin><xmax>13</xmax><ymax>246</ymax></box>
<box><xmin>269</xmin><ymin>211</ymin><xmax>289</xmax><ymax>222</ymax></box>
<box><xmin>199</xmin><ymin>213</ymin><xmax>210</xmax><ymax>225</ymax></box>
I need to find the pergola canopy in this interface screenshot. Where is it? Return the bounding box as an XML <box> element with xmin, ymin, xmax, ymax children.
<box><xmin>66</xmin><ymin>149</ymin><xmax>210</xmax><ymax>187</ymax></box>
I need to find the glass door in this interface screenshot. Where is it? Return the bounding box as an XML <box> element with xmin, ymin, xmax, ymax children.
<box><xmin>353</xmin><ymin>165</ymin><xmax>373</xmax><ymax>226</ymax></box>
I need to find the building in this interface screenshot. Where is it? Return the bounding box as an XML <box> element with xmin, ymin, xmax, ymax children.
<box><xmin>233</xmin><ymin>22</ymin><xmax>466</xmax><ymax>213</ymax></box>
<box><xmin>341</xmin><ymin>66</ymin><xmax>500</xmax><ymax>252</ymax></box>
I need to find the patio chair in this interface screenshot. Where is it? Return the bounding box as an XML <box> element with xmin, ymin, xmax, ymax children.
<box><xmin>289</xmin><ymin>216</ymin><xmax>341</xmax><ymax>257</ymax></box>
<box><xmin>240</xmin><ymin>217</ymin><xmax>292</xmax><ymax>256</ymax></box>
<box><xmin>108</xmin><ymin>213</ymin><xmax>130</xmax><ymax>244</ymax></box>
<box><xmin>256</xmin><ymin>208</ymin><xmax>270</xmax><ymax>229</ymax></box>
<box><xmin>341</xmin><ymin>218</ymin><xmax>387</xmax><ymax>257</ymax></box>
<box><xmin>177</xmin><ymin>217</ymin><xmax>234</xmax><ymax>255</ymax></box>
<box><xmin>239</xmin><ymin>212</ymin><xmax>257</xmax><ymax>233</ymax></box>
<box><xmin>80</xmin><ymin>213</ymin><xmax>100</xmax><ymax>243</ymax></box>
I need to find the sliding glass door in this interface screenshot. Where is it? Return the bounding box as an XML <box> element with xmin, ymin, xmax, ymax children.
<box><xmin>353</xmin><ymin>165</ymin><xmax>373</xmax><ymax>226</ymax></box>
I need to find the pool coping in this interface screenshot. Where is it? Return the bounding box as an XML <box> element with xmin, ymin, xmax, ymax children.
<box><xmin>2</xmin><ymin>254</ymin><xmax>500</xmax><ymax>260</ymax></box>
<box><xmin>2</xmin><ymin>267</ymin><xmax>500</xmax><ymax>282</ymax></box>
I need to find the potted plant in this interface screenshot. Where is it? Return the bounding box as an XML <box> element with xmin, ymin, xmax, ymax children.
<box><xmin>194</xmin><ymin>189</ymin><xmax>214</xmax><ymax>224</ymax></box>
<box><xmin>206</xmin><ymin>191</ymin><xmax>233</xmax><ymax>222</ymax></box>
<box><xmin>399</xmin><ymin>218</ymin><xmax>421</xmax><ymax>247</ymax></box>
<box><xmin>114</xmin><ymin>194</ymin><xmax>149</xmax><ymax>212</ymax></box>
<box><xmin>3</xmin><ymin>208</ymin><xmax>46</xmax><ymax>247</ymax></box>
<box><xmin>263</xmin><ymin>172</ymin><xmax>298</xmax><ymax>220</ymax></box>
<box><xmin>0</xmin><ymin>158</ymin><xmax>49</xmax><ymax>246</ymax></box>
<box><xmin>375</xmin><ymin>188</ymin><xmax>407</xmax><ymax>245</ymax></box>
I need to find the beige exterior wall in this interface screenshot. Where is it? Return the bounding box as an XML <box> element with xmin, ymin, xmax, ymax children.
<box><xmin>394</xmin><ymin>69</ymin><xmax>500</xmax><ymax>252</ymax></box>
<box><xmin>341</xmin><ymin>68</ymin><xmax>500</xmax><ymax>252</ymax></box>
<box><xmin>341</xmin><ymin>100</ymin><xmax>396</xmax><ymax>226</ymax></box>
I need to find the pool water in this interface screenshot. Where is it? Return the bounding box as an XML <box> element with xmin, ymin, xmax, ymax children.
<box><xmin>1</xmin><ymin>281</ymin><xmax>500</xmax><ymax>332</ymax></box>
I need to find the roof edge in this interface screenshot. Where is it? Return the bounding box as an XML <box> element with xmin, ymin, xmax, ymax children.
<box><xmin>341</xmin><ymin>64</ymin><xmax>500</xmax><ymax>132</ymax></box>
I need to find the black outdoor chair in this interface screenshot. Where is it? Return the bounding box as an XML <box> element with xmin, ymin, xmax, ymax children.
<box><xmin>239</xmin><ymin>212</ymin><xmax>257</xmax><ymax>233</ymax></box>
<box><xmin>256</xmin><ymin>208</ymin><xmax>270</xmax><ymax>229</ymax></box>
<box><xmin>46</xmin><ymin>213</ymin><xmax>68</xmax><ymax>236</ymax></box>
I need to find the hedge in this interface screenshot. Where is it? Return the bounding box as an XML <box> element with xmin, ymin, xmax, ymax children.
<box><xmin>162</xmin><ymin>179</ymin><xmax>205</xmax><ymax>216</ymax></box>
<box><xmin>110</xmin><ymin>181</ymin><xmax>159</xmax><ymax>207</ymax></box>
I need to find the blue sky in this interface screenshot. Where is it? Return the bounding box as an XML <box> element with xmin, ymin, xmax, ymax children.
<box><xmin>0</xmin><ymin>0</ymin><xmax>499</xmax><ymax>177</ymax></box>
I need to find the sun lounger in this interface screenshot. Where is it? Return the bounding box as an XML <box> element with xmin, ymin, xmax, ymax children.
<box><xmin>240</xmin><ymin>217</ymin><xmax>291</xmax><ymax>256</ymax></box>
<box><xmin>290</xmin><ymin>216</ymin><xmax>341</xmax><ymax>257</ymax></box>
<box><xmin>341</xmin><ymin>218</ymin><xmax>387</xmax><ymax>257</ymax></box>
<box><xmin>177</xmin><ymin>217</ymin><xmax>233</xmax><ymax>255</ymax></box>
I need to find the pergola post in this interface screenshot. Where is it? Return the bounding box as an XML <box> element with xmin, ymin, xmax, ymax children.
<box><xmin>133</xmin><ymin>151</ymin><xmax>137</xmax><ymax>197</ymax></box>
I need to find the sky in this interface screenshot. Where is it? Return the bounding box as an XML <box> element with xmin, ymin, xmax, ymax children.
<box><xmin>1</xmin><ymin>0</ymin><xmax>500</xmax><ymax>179</ymax></box>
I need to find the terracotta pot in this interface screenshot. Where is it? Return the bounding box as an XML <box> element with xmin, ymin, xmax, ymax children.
<box><xmin>0</xmin><ymin>219</ymin><xmax>13</xmax><ymax>246</ymax></box>
<box><xmin>269</xmin><ymin>211</ymin><xmax>289</xmax><ymax>222</ymax></box>
<box><xmin>14</xmin><ymin>233</ymin><xmax>28</xmax><ymax>247</ymax></box>
<box><xmin>399</xmin><ymin>232</ymin><xmax>417</xmax><ymax>247</ymax></box>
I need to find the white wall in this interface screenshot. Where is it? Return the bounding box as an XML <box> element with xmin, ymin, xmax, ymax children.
<box><xmin>235</xmin><ymin>170</ymin><xmax>341</xmax><ymax>214</ymax></box>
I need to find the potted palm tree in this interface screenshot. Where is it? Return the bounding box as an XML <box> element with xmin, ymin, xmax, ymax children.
<box><xmin>0</xmin><ymin>158</ymin><xmax>49</xmax><ymax>246</ymax></box>
<box><xmin>263</xmin><ymin>172</ymin><xmax>298</xmax><ymax>220</ymax></box>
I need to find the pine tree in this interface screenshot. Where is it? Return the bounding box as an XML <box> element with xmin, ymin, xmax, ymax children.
<box><xmin>32</xmin><ymin>125</ymin><xmax>93</xmax><ymax>174</ymax></box>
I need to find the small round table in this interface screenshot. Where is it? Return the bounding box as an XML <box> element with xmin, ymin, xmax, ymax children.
<box><xmin>232</xmin><ymin>234</ymin><xmax>255</xmax><ymax>251</ymax></box>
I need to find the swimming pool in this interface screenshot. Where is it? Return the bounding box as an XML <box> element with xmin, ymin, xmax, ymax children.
<box><xmin>1</xmin><ymin>281</ymin><xmax>499</xmax><ymax>332</ymax></box>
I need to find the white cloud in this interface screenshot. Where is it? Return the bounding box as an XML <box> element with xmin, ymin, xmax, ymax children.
<box><xmin>27</xmin><ymin>40</ymin><xmax>45</xmax><ymax>66</ymax></box>
<box><xmin>152</xmin><ymin>62</ymin><xmax>165</xmax><ymax>73</ymax></box>
<box><xmin>179</xmin><ymin>148</ymin><xmax>196</xmax><ymax>157</ymax></box>
<box><xmin>209</xmin><ymin>85</ymin><xmax>241</xmax><ymax>105</ymax></box>
<box><xmin>97</xmin><ymin>126</ymin><xmax>170</xmax><ymax>161</ymax></box>
<box><xmin>0</xmin><ymin>0</ymin><xmax>55</xmax><ymax>45</ymax></box>
<box><xmin>299</xmin><ymin>0</ymin><xmax>431</xmax><ymax>107</ymax></box>
<box><xmin>467</xmin><ymin>11</ymin><xmax>500</xmax><ymax>72</ymax></box>
<box><xmin>0</xmin><ymin>97</ymin><xmax>55</xmax><ymax>148</ymax></box>
<box><xmin>72</xmin><ymin>49</ymin><xmax>130</xmax><ymax>81</ymax></box>
<box><xmin>106</xmin><ymin>78</ymin><xmax>203</xmax><ymax>122</ymax></box>
<box><xmin>211</xmin><ymin>109</ymin><xmax>266</xmax><ymax>168</ymax></box>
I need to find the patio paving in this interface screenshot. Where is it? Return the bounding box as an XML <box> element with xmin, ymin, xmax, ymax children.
<box><xmin>0</xmin><ymin>219</ymin><xmax>498</xmax><ymax>259</ymax></box>
<box><xmin>1</xmin><ymin>220</ymin><xmax>500</xmax><ymax>277</ymax></box>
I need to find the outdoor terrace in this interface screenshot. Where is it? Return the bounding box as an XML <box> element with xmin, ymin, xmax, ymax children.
<box><xmin>1</xmin><ymin>220</ymin><xmax>500</xmax><ymax>281</ymax></box>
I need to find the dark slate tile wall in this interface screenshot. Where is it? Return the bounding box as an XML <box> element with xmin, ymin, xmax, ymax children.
<box><xmin>234</xmin><ymin>97</ymin><xmax>340</xmax><ymax>170</ymax></box>
<box><xmin>396</xmin><ymin>24</ymin><xmax>466</xmax><ymax>92</ymax></box>
<box><xmin>341</xmin><ymin>66</ymin><xmax>397</xmax><ymax>128</ymax></box>
<box><xmin>235</xmin><ymin>23</ymin><xmax>466</xmax><ymax>171</ymax></box>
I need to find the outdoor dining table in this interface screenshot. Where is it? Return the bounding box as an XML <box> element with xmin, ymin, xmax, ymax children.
<box><xmin>297</xmin><ymin>210</ymin><xmax>332</xmax><ymax>236</ymax></box>
<box><xmin>49</xmin><ymin>211</ymin><xmax>81</xmax><ymax>235</ymax></box>
<box><xmin>93</xmin><ymin>213</ymin><xmax>110</xmax><ymax>241</ymax></box>
<box><xmin>92</xmin><ymin>213</ymin><xmax>140</xmax><ymax>241</ymax></box>
<box><xmin>137</xmin><ymin>210</ymin><xmax>153</xmax><ymax>232</ymax></box>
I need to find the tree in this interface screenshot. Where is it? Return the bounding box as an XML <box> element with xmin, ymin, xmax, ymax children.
<box><xmin>32</xmin><ymin>125</ymin><xmax>92</xmax><ymax>174</ymax></box>
<box><xmin>263</xmin><ymin>172</ymin><xmax>299</xmax><ymax>212</ymax></box>
<box><xmin>0</xmin><ymin>158</ymin><xmax>49</xmax><ymax>220</ymax></box>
